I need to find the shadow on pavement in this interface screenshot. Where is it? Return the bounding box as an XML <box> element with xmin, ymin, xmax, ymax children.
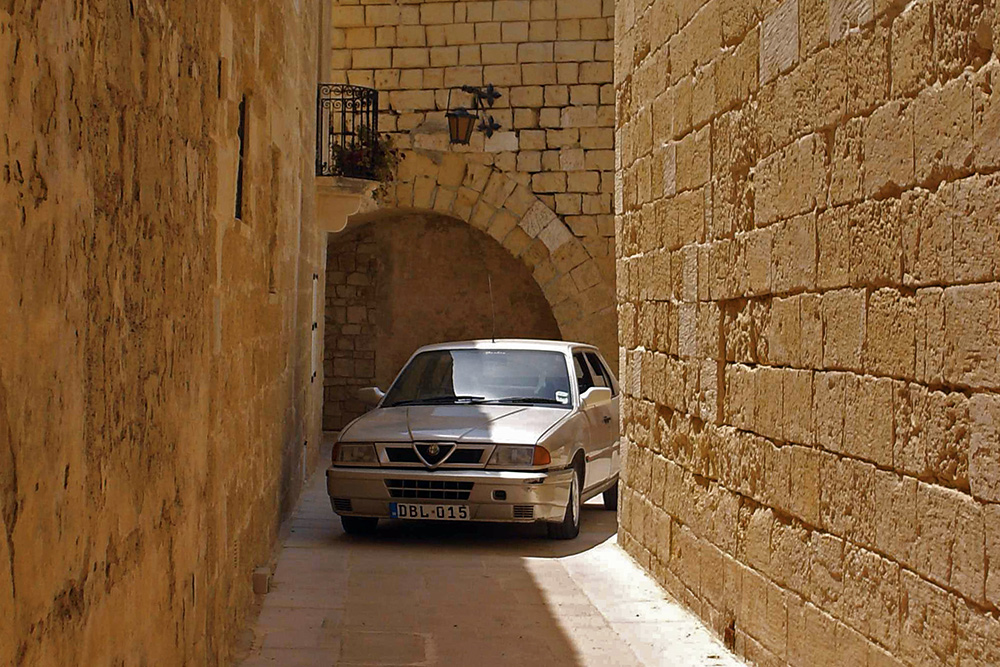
<box><xmin>240</xmin><ymin>480</ymin><xmax>623</xmax><ymax>666</ymax></box>
<box><xmin>237</xmin><ymin>433</ymin><xmax>633</xmax><ymax>667</ymax></box>
<box><xmin>323</xmin><ymin>499</ymin><xmax>617</xmax><ymax>559</ymax></box>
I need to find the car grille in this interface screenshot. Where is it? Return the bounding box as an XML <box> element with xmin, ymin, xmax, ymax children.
<box><xmin>448</xmin><ymin>449</ymin><xmax>485</xmax><ymax>465</ymax></box>
<box><xmin>385</xmin><ymin>479</ymin><xmax>474</xmax><ymax>500</ymax></box>
<box><xmin>384</xmin><ymin>447</ymin><xmax>421</xmax><ymax>464</ymax></box>
<box><xmin>383</xmin><ymin>444</ymin><xmax>487</xmax><ymax>467</ymax></box>
<box><xmin>513</xmin><ymin>505</ymin><xmax>534</xmax><ymax>519</ymax></box>
<box><xmin>332</xmin><ymin>498</ymin><xmax>353</xmax><ymax>513</ymax></box>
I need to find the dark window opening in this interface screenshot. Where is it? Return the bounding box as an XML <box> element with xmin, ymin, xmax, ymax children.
<box><xmin>235</xmin><ymin>95</ymin><xmax>247</xmax><ymax>220</ymax></box>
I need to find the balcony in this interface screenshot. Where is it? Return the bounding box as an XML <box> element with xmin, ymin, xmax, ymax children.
<box><xmin>316</xmin><ymin>83</ymin><xmax>380</xmax><ymax>180</ymax></box>
<box><xmin>314</xmin><ymin>83</ymin><xmax>381</xmax><ymax>233</ymax></box>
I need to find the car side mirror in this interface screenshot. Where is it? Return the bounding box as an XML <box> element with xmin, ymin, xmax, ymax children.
<box><xmin>358</xmin><ymin>387</ymin><xmax>385</xmax><ymax>406</ymax></box>
<box><xmin>579</xmin><ymin>386</ymin><xmax>612</xmax><ymax>410</ymax></box>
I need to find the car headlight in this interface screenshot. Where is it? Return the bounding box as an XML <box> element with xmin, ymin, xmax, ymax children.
<box><xmin>333</xmin><ymin>443</ymin><xmax>378</xmax><ymax>465</ymax></box>
<box><xmin>488</xmin><ymin>445</ymin><xmax>551</xmax><ymax>468</ymax></box>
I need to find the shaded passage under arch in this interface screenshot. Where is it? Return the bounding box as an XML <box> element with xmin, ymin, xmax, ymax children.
<box><xmin>323</xmin><ymin>211</ymin><xmax>561</xmax><ymax>431</ymax></box>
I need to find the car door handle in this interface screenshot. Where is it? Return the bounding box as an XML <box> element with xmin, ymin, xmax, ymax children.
<box><xmin>603</xmin><ymin>416</ymin><xmax>612</xmax><ymax>424</ymax></box>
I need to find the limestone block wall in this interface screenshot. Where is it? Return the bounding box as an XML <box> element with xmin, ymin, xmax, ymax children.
<box><xmin>328</xmin><ymin>0</ymin><xmax>619</xmax><ymax>363</ymax></box>
<box><xmin>615</xmin><ymin>0</ymin><xmax>1000</xmax><ymax>665</ymax></box>
<box><xmin>0</xmin><ymin>2</ymin><xmax>322</xmax><ymax>664</ymax></box>
<box><xmin>325</xmin><ymin>226</ymin><xmax>380</xmax><ymax>430</ymax></box>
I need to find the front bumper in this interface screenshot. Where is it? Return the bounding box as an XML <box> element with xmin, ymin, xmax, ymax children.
<box><xmin>326</xmin><ymin>466</ymin><xmax>574</xmax><ymax>523</ymax></box>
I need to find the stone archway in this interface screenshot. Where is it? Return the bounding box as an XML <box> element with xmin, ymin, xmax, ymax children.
<box><xmin>373</xmin><ymin>150</ymin><xmax>618</xmax><ymax>364</ymax></box>
<box><xmin>322</xmin><ymin>211</ymin><xmax>565</xmax><ymax>430</ymax></box>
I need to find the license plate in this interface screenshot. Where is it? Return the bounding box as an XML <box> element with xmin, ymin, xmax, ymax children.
<box><xmin>389</xmin><ymin>502</ymin><xmax>470</xmax><ymax>520</ymax></box>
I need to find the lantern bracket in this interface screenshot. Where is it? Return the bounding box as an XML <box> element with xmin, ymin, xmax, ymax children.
<box><xmin>461</xmin><ymin>83</ymin><xmax>502</xmax><ymax>108</ymax></box>
<box><xmin>478</xmin><ymin>115</ymin><xmax>501</xmax><ymax>138</ymax></box>
<box><xmin>445</xmin><ymin>84</ymin><xmax>504</xmax><ymax>145</ymax></box>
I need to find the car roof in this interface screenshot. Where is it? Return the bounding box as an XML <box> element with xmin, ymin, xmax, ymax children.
<box><xmin>412</xmin><ymin>339</ymin><xmax>599</xmax><ymax>355</ymax></box>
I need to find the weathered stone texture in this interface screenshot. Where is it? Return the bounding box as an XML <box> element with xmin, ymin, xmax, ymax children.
<box><xmin>616</xmin><ymin>0</ymin><xmax>1000</xmax><ymax>664</ymax></box>
<box><xmin>330</xmin><ymin>0</ymin><xmax>618</xmax><ymax>365</ymax></box>
<box><xmin>0</xmin><ymin>2</ymin><xmax>322</xmax><ymax>664</ymax></box>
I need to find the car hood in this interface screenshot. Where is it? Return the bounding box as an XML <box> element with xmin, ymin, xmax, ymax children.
<box><xmin>339</xmin><ymin>404</ymin><xmax>570</xmax><ymax>445</ymax></box>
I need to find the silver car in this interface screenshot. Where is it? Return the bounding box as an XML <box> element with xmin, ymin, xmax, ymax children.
<box><xmin>326</xmin><ymin>339</ymin><xmax>621</xmax><ymax>539</ymax></box>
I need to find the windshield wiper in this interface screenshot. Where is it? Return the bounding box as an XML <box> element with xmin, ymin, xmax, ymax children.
<box><xmin>484</xmin><ymin>397</ymin><xmax>566</xmax><ymax>405</ymax></box>
<box><xmin>388</xmin><ymin>395</ymin><xmax>486</xmax><ymax>407</ymax></box>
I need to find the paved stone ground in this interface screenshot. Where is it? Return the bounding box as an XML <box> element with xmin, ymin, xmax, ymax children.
<box><xmin>238</xmin><ymin>444</ymin><xmax>744</xmax><ymax>667</ymax></box>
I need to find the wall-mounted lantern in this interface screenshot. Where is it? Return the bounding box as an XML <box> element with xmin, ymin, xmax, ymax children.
<box><xmin>446</xmin><ymin>107</ymin><xmax>476</xmax><ymax>145</ymax></box>
<box><xmin>446</xmin><ymin>84</ymin><xmax>503</xmax><ymax>145</ymax></box>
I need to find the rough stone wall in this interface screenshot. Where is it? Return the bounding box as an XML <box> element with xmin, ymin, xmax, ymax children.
<box><xmin>329</xmin><ymin>0</ymin><xmax>620</xmax><ymax>364</ymax></box>
<box><xmin>323</xmin><ymin>212</ymin><xmax>563</xmax><ymax>430</ymax></box>
<box><xmin>325</xmin><ymin>225</ymin><xmax>380</xmax><ymax>430</ymax></box>
<box><xmin>0</xmin><ymin>2</ymin><xmax>322</xmax><ymax>664</ymax></box>
<box><xmin>615</xmin><ymin>0</ymin><xmax>1000</xmax><ymax>665</ymax></box>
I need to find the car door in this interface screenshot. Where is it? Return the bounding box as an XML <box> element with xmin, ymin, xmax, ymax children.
<box><xmin>572</xmin><ymin>351</ymin><xmax>601</xmax><ymax>486</ymax></box>
<box><xmin>574</xmin><ymin>350</ymin><xmax>614</xmax><ymax>491</ymax></box>
<box><xmin>585</xmin><ymin>352</ymin><xmax>620</xmax><ymax>481</ymax></box>
<box><xmin>580</xmin><ymin>352</ymin><xmax>616</xmax><ymax>486</ymax></box>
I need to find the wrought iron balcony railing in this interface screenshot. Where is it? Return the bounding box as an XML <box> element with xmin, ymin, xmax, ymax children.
<box><xmin>316</xmin><ymin>83</ymin><xmax>380</xmax><ymax>180</ymax></box>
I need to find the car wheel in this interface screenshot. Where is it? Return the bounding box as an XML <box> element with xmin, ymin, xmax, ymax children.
<box><xmin>341</xmin><ymin>516</ymin><xmax>378</xmax><ymax>536</ymax></box>
<box><xmin>548</xmin><ymin>463</ymin><xmax>582</xmax><ymax>540</ymax></box>
<box><xmin>603</xmin><ymin>480</ymin><xmax>619</xmax><ymax>510</ymax></box>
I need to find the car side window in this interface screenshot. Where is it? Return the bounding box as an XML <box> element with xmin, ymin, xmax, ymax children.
<box><xmin>584</xmin><ymin>354</ymin><xmax>608</xmax><ymax>388</ymax></box>
<box><xmin>587</xmin><ymin>352</ymin><xmax>618</xmax><ymax>396</ymax></box>
<box><xmin>573</xmin><ymin>352</ymin><xmax>595</xmax><ymax>395</ymax></box>
<box><xmin>585</xmin><ymin>352</ymin><xmax>618</xmax><ymax>397</ymax></box>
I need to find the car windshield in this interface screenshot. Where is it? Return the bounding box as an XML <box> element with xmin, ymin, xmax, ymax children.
<box><xmin>383</xmin><ymin>349</ymin><xmax>572</xmax><ymax>408</ymax></box>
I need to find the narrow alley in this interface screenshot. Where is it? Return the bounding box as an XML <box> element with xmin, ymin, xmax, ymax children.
<box><xmin>237</xmin><ymin>443</ymin><xmax>743</xmax><ymax>667</ymax></box>
<box><xmin>8</xmin><ymin>2</ymin><xmax>999</xmax><ymax>665</ymax></box>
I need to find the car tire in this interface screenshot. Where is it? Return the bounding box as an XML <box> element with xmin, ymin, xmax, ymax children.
<box><xmin>341</xmin><ymin>516</ymin><xmax>378</xmax><ymax>536</ymax></box>
<box><xmin>602</xmin><ymin>480</ymin><xmax>619</xmax><ymax>510</ymax></box>
<box><xmin>548</xmin><ymin>462</ymin><xmax>582</xmax><ymax>540</ymax></box>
